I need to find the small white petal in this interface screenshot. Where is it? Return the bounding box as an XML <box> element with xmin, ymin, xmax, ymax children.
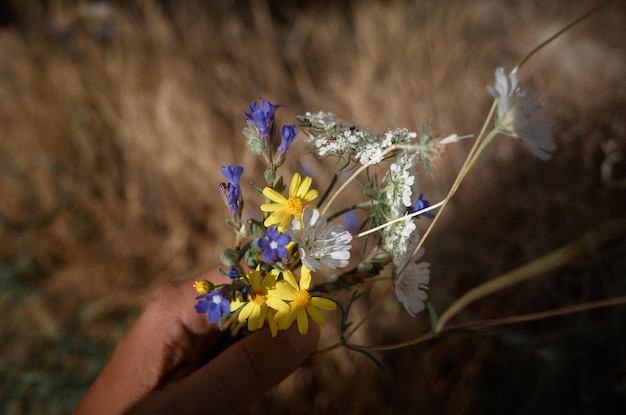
<box><xmin>287</xmin><ymin>207</ymin><xmax>353</xmax><ymax>271</ymax></box>
<box><xmin>488</xmin><ymin>67</ymin><xmax>556</xmax><ymax>160</ymax></box>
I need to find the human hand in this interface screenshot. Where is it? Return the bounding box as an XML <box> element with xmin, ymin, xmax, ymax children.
<box><xmin>71</xmin><ymin>270</ymin><xmax>320</xmax><ymax>415</ymax></box>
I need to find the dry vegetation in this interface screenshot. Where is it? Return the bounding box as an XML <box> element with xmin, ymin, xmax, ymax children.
<box><xmin>1</xmin><ymin>0</ymin><xmax>625</xmax><ymax>413</ymax></box>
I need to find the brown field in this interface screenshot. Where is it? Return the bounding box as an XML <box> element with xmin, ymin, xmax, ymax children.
<box><xmin>1</xmin><ymin>0</ymin><xmax>625</xmax><ymax>413</ymax></box>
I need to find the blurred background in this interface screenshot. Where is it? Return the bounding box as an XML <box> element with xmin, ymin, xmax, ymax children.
<box><xmin>1</xmin><ymin>0</ymin><xmax>625</xmax><ymax>413</ymax></box>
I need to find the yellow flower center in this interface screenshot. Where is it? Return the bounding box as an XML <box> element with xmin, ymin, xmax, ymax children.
<box><xmin>294</xmin><ymin>289</ymin><xmax>311</xmax><ymax>307</ymax></box>
<box><xmin>250</xmin><ymin>290</ymin><xmax>267</xmax><ymax>305</ymax></box>
<box><xmin>193</xmin><ymin>280</ymin><xmax>210</xmax><ymax>294</ymax></box>
<box><xmin>286</xmin><ymin>197</ymin><xmax>304</xmax><ymax>217</ymax></box>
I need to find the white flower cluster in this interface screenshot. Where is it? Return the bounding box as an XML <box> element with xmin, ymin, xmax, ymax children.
<box><xmin>381</xmin><ymin>151</ymin><xmax>420</xmax><ymax>259</ymax></box>
<box><xmin>301</xmin><ymin>111</ymin><xmax>418</xmax><ymax>166</ymax></box>
<box><xmin>300</xmin><ymin>111</ymin><xmax>431</xmax><ymax>317</ymax></box>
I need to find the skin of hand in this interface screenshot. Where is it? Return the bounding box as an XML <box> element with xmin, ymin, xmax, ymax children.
<box><xmin>71</xmin><ymin>270</ymin><xmax>320</xmax><ymax>415</ymax></box>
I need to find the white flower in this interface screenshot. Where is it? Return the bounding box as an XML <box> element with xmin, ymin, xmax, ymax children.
<box><xmin>488</xmin><ymin>67</ymin><xmax>556</xmax><ymax>161</ymax></box>
<box><xmin>287</xmin><ymin>206</ymin><xmax>352</xmax><ymax>271</ymax></box>
<box><xmin>385</xmin><ymin>161</ymin><xmax>415</xmax><ymax>209</ymax></box>
<box><xmin>382</xmin><ymin>218</ymin><xmax>416</xmax><ymax>260</ymax></box>
<box><xmin>394</xmin><ymin>247</ymin><xmax>430</xmax><ymax>316</ymax></box>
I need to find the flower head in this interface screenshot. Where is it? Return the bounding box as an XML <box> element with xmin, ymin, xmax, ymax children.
<box><xmin>243</xmin><ymin>98</ymin><xmax>284</xmax><ymax>138</ymax></box>
<box><xmin>221</xmin><ymin>163</ymin><xmax>243</xmax><ymax>186</ymax></box>
<box><xmin>257</xmin><ymin>226</ymin><xmax>291</xmax><ymax>264</ymax></box>
<box><xmin>221</xmin><ymin>164</ymin><xmax>244</xmax><ymax>213</ymax></box>
<box><xmin>488</xmin><ymin>67</ymin><xmax>556</xmax><ymax>160</ymax></box>
<box><xmin>273</xmin><ymin>267</ymin><xmax>337</xmax><ymax>334</ymax></box>
<box><xmin>195</xmin><ymin>290</ymin><xmax>231</xmax><ymax>323</ymax></box>
<box><xmin>226</xmin><ymin>266</ymin><xmax>241</xmax><ymax>280</ymax></box>
<box><xmin>260</xmin><ymin>172</ymin><xmax>319</xmax><ymax>231</ymax></box>
<box><xmin>394</xmin><ymin>248</ymin><xmax>430</xmax><ymax>316</ymax></box>
<box><xmin>279</xmin><ymin>124</ymin><xmax>298</xmax><ymax>154</ymax></box>
<box><xmin>193</xmin><ymin>279</ymin><xmax>212</xmax><ymax>294</ymax></box>
<box><xmin>230</xmin><ymin>267</ymin><xmax>289</xmax><ymax>333</ymax></box>
<box><xmin>383</xmin><ymin>218</ymin><xmax>416</xmax><ymax>260</ymax></box>
<box><xmin>286</xmin><ymin>206</ymin><xmax>352</xmax><ymax>271</ymax></box>
<box><xmin>408</xmin><ymin>194</ymin><xmax>435</xmax><ymax>219</ymax></box>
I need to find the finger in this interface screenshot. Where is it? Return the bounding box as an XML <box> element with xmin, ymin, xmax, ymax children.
<box><xmin>72</xmin><ymin>269</ymin><xmax>226</xmax><ymax>415</ymax></box>
<box><xmin>128</xmin><ymin>322</ymin><xmax>320</xmax><ymax>414</ymax></box>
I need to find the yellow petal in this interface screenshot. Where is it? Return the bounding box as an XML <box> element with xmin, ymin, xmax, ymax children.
<box><xmin>239</xmin><ymin>302</ymin><xmax>254</xmax><ymax>322</ymax></box>
<box><xmin>272</xmin><ymin>281</ymin><xmax>296</xmax><ymax>300</ymax></box>
<box><xmin>260</xmin><ymin>202</ymin><xmax>283</xmax><ymax>212</ymax></box>
<box><xmin>267</xmin><ymin>310</ymin><xmax>279</xmax><ymax>337</ymax></box>
<box><xmin>304</xmin><ymin>189</ymin><xmax>319</xmax><ymax>202</ymax></box>
<box><xmin>256</xmin><ymin>305</ymin><xmax>267</xmax><ymax>330</ymax></box>
<box><xmin>296</xmin><ymin>176</ymin><xmax>312</xmax><ymax>198</ymax></box>
<box><xmin>264</xmin><ymin>211</ymin><xmax>287</xmax><ymax>228</ymax></box>
<box><xmin>230</xmin><ymin>298</ymin><xmax>244</xmax><ymax>313</ymax></box>
<box><xmin>263</xmin><ymin>187</ymin><xmax>287</xmax><ymax>204</ymax></box>
<box><xmin>275</xmin><ymin>308</ymin><xmax>296</xmax><ymax>329</ymax></box>
<box><xmin>300</xmin><ymin>266</ymin><xmax>312</xmax><ymax>290</ymax></box>
<box><xmin>311</xmin><ymin>297</ymin><xmax>337</xmax><ymax>310</ymax></box>
<box><xmin>282</xmin><ymin>269</ymin><xmax>299</xmax><ymax>290</ymax></box>
<box><xmin>307</xmin><ymin>305</ymin><xmax>327</xmax><ymax>326</ymax></box>
<box><xmin>289</xmin><ymin>172</ymin><xmax>302</xmax><ymax>197</ymax></box>
<box><xmin>296</xmin><ymin>308</ymin><xmax>309</xmax><ymax>334</ymax></box>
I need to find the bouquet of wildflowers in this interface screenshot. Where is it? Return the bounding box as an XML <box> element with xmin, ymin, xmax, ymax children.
<box><xmin>193</xmin><ymin>61</ymin><xmax>555</xmax><ymax>337</ymax></box>
<box><xmin>192</xmin><ymin>1</ymin><xmax>623</xmax><ymax>356</ymax></box>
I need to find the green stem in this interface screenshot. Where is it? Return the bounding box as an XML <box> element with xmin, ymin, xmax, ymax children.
<box><xmin>435</xmin><ymin>217</ymin><xmax>626</xmax><ymax>333</ymax></box>
<box><xmin>318</xmin><ymin>173</ymin><xmax>338</xmax><ymax>207</ymax></box>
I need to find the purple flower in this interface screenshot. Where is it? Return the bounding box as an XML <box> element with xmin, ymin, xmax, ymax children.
<box><xmin>278</xmin><ymin>124</ymin><xmax>298</xmax><ymax>154</ymax></box>
<box><xmin>408</xmin><ymin>194</ymin><xmax>435</xmax><ymax>218</ymax></box>
<box><xmin>221</xmin><ymin>164</ymin><xmax>243</xmax><ymax>186</ymax></box>
<box><xmin>195</xmin><ymin>290</ymin><xmax>231</xmax><ymax>323</ymax></box>
<box><xmin>243</xmin><ymin>98</ymin><xmax>284</xmax><ymax>138</ymax></box>
<box><xmin>235</xmin><ymin>280</ymin><xmax>252</xmax><ymax>302</ymax></box>
<box><xmin>221</xmin><ymin>164</ymin><xmax>243</xmax><ymax>213</ymax></box>
<box><xmin>227</xmin><ymin>266</ymin><xmax>241</xmax><ymax>280</ymax></box>
<box><xmin>257</xmin><ymin>226</ymin><xmax>291</xmax><ymax>263</ymax></box>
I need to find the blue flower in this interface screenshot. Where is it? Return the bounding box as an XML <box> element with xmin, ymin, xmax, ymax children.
<box><xmin>221</xmin><ymin>164</ymin><xmax>243</xmax><ymax>186</ymax></box>
<box><xmin>408</xmin><ymin>194</ymin><xmax>435</xmax><ymax>218</ymax></box>
<box><xmin>195</xmin><ymin>290</ymin><xmax>231</xmax><ymax>323</ymax></box>
<box><xmin>243</xmin><ymin>98</ymin><xmax>284</xmax><ymax>138</ymax></box>
<box><xmin>257</xmin><ymin>226</ymin><xmax>291</xmax><ymax>263</ymax></box>
<box><xmin>227</xmin><ymin>266</ymin><xmax>241</xmax><ymax>280</ymax></box>
<box><xmin>278</xmin><ymin>124</ymin><xmax>298</xmax><ymax>154</ymax></box>
<box><xmin>221</xmin><ymin>164</ymin><xmax>244</xmax><ymax>213</ymax></box>
<box><xmin>235</xmin><ymin>280</ymin><xmax>252</xmax><ymax>302</ymax></box>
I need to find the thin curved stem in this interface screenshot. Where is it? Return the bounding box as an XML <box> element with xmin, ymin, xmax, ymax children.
<box><xmin>514</xmin><ymin>0</ymin><xmax>616</xmax><ymax>73</ymax></box>
<box><xmin>396</xmin><ymin>105</ymin><xmax>498</xmax><ymax>279</ymax></box>
<box><xmin>339</xmin><ymin>295</ymin><xmax>626</xmax><ymax>353</ymax></box>
<box><xmin>447</xmin><ymin>295</ymin><xmax>626</xmax><ymax>331</ymax></box>
<box><xmin>435</xmin><ymin>217</ymin><xmax>626</xmax><ymax>333</ymax></box>
<box><xmin>345</xmin><ymin>281</ymin><xmax>394</xmax><ymax>340</ymax></box>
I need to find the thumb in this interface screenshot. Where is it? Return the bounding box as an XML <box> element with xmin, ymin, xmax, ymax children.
<box><xmin>129</xmin><ymin>322</ymin><xmax>320</xmax><ymax>414</ymax></box>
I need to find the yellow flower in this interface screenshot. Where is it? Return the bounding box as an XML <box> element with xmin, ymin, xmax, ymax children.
<box><xmin>193</xmin><ymin>279</ymin><xmax>212</xmax><ymax>294</ymax></box>
<box><xmin>230</xmin><ymin>267</ymin><xmax>289</xmax><ymax>334</ymax></box>
<box><xmin>273</xmin><ymin>267</ymin><xmax>337</xmax><ymax>334</ymax></box>
<box><xmin>260</xmin><ymin>172</ymin><xmax>319</xmax><ymax>231</ymax></box>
